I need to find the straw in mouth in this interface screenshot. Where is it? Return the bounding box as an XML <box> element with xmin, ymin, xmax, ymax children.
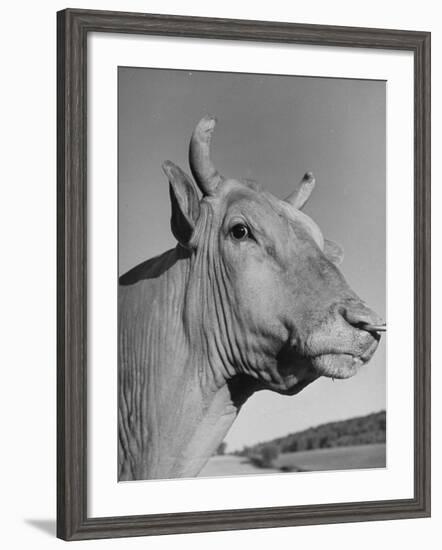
<box><xmin>360</xmin><ymin>323</ymin><xmax>387</xmax><ymax>333</ymax></box>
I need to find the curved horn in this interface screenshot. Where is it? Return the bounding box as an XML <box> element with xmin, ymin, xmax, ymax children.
<box><xmin>285</xmin><ymin>172</ymin><xmax>316</xmax><ymax>209</ymax></box>
<box><xmin>189</xmin><ymin>115</ymin><xmax>224</xmax><ymax>195</ymax></box>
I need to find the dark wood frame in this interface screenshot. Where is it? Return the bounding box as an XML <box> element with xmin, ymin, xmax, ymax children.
<box><xmin>57</xmin><ymin>8</ymin><xmax>431</xmax><ymax>541</ymax></box>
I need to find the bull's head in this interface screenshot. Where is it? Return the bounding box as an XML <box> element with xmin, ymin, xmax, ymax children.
<box><xmin>162</xmin><ymin>116</ymin><xmax>384</xmax><ymax>396</ymax></box>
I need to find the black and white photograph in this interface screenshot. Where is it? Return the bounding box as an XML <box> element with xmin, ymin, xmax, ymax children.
<box><xmin>118</xmin><ymin>67</ymin><xmax>386</xmax><ymax>482</ymax></box>
<box><xmin>1</xmin><ymin>0</ymin><xmax>435</xmax><ymax>546</ymax></box>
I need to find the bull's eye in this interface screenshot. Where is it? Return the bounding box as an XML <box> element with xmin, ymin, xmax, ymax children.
<box><xmin>231</xmin><ymin>223</ymin><xmax>249</xmax><ymax>241</ymax></box>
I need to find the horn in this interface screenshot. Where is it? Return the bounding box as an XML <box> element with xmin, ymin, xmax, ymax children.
<box><xmin>189</xmin><ymin>115</ymin><xmax>224</xmax><ymax>195</ymax></box>
<box><xmin>285</xmin><ymin>172</ymin><xmax>316</xmax><ymax>209</ymax></box>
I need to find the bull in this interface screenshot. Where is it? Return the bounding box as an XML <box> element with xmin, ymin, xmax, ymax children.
<box><xmin>118</xmin><ymin>116</ymin><xmax>384</xmax><ymax>481</ymax></box>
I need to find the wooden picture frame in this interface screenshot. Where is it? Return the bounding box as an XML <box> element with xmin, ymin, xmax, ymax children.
<box><xmin>57</xmin><ymin>8</ymin><xmax>431</xmax><ymax>541</ymax></box>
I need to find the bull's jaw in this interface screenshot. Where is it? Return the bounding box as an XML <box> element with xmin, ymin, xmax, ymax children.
<box><xmin>263</xmin><ymin>330</ymin><xmax>380</xmax><ymax>393</ymax></box>
<box><xmin>254</xmin><ymin>349</ymin><xmax>321</xmax><ymax>396</ymax></box>
<box><xmin>273</xmin><ymin>371</ymin><xmax>320</xmax><ymax>396</ymax></box>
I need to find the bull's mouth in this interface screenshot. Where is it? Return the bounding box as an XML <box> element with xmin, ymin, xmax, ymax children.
<box><xmin>304</xmin><ymin>331</ymin><xmax>380</xmax><ymax>380</ymax></box>
<box><xmin>311</xmin><ymin>352</ymin><xmax>369</xmax><ymax>379</ymax></box>
<box><xmin>274</xmin><ymin>334</ymin><xmax>380</xmax><ymax>394</ymax></box>
<box><xmin>311</xmin><ymin>332</ymin><xmax>380</xmax><ymax>379</ymax></box>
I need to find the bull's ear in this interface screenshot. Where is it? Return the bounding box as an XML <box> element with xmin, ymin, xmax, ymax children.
<box><xmin>162</xmin><ymin>161</ymin><xmax>200</xmax><ymax>247</ymax></box>
<box><xmin>324</xmin><ymin>239</ymin><xmax>344</xmax><ymax>266</ymax></box>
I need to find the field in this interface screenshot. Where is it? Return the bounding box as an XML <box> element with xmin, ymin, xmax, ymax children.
<box><xmin>199</xmin><ymin>455</ymin><xmax>280</xmax><ymax>477</ymax></box>
<box><xmin>199</xmin><ymin>443</ymin><xmax>386</xmax><ymax>478</ymax></box>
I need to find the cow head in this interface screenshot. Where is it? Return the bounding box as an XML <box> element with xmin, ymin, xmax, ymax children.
<box><xmin>162</xmin><ymin>116</ymin><xmax>383</xmax><ymax>396</ymax></box>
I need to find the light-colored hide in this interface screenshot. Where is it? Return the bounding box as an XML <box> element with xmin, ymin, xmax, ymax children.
<box><xmin>118</xmin><ymin>116</ymin><xmax>383</xmax><ymax>481</ymax></box>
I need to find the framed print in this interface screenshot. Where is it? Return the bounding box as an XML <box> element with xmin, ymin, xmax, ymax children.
<box><xmin>57</xmin><ymin>8</ymin><xmax>431</xmax><ymax>541</ymax></box>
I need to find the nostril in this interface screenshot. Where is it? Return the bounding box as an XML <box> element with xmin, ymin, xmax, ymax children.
<box><xmin>343</xmin><ymin>309</ymin><xmax>370</xmax><ymax>328</ymax></box>
<box><xmin>340</xmin><ymin>305</ymin><xmax>385</xmax><ymax>335</ymax></box>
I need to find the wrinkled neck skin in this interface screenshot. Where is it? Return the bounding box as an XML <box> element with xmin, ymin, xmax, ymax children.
<box><xmin>119</xmin><ymin>241</ymin><xmax>260</xmax><ymax>482</ymax></box>
<box><xmin>118</xmin><ymin>203</ymin><xmax>306</xmax><ymax>481</ymax></box>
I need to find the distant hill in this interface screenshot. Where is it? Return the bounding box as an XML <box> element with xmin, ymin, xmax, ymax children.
<box><xmin>236</xmin><ymin>411</ymin><xmax>386</xmax><ymax>457</ymax></box>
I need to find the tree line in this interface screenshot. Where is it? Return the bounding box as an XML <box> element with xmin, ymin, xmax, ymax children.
<box><xmin>235</xmin><ymin>410</ymin><xmax>386</xmax><ymax>458</ymax></box>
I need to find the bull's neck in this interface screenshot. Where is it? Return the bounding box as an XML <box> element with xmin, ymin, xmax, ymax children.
<box><xmin>119</xmin><ymin>247</ymin><xmax>249</xmax><ymax>481</ymax></box>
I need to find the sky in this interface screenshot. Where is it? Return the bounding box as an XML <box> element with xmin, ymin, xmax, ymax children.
<box><xmin>118</xmin><ymin>67</ymin><xmax>386</xmax><ymax>451</ymax></box>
